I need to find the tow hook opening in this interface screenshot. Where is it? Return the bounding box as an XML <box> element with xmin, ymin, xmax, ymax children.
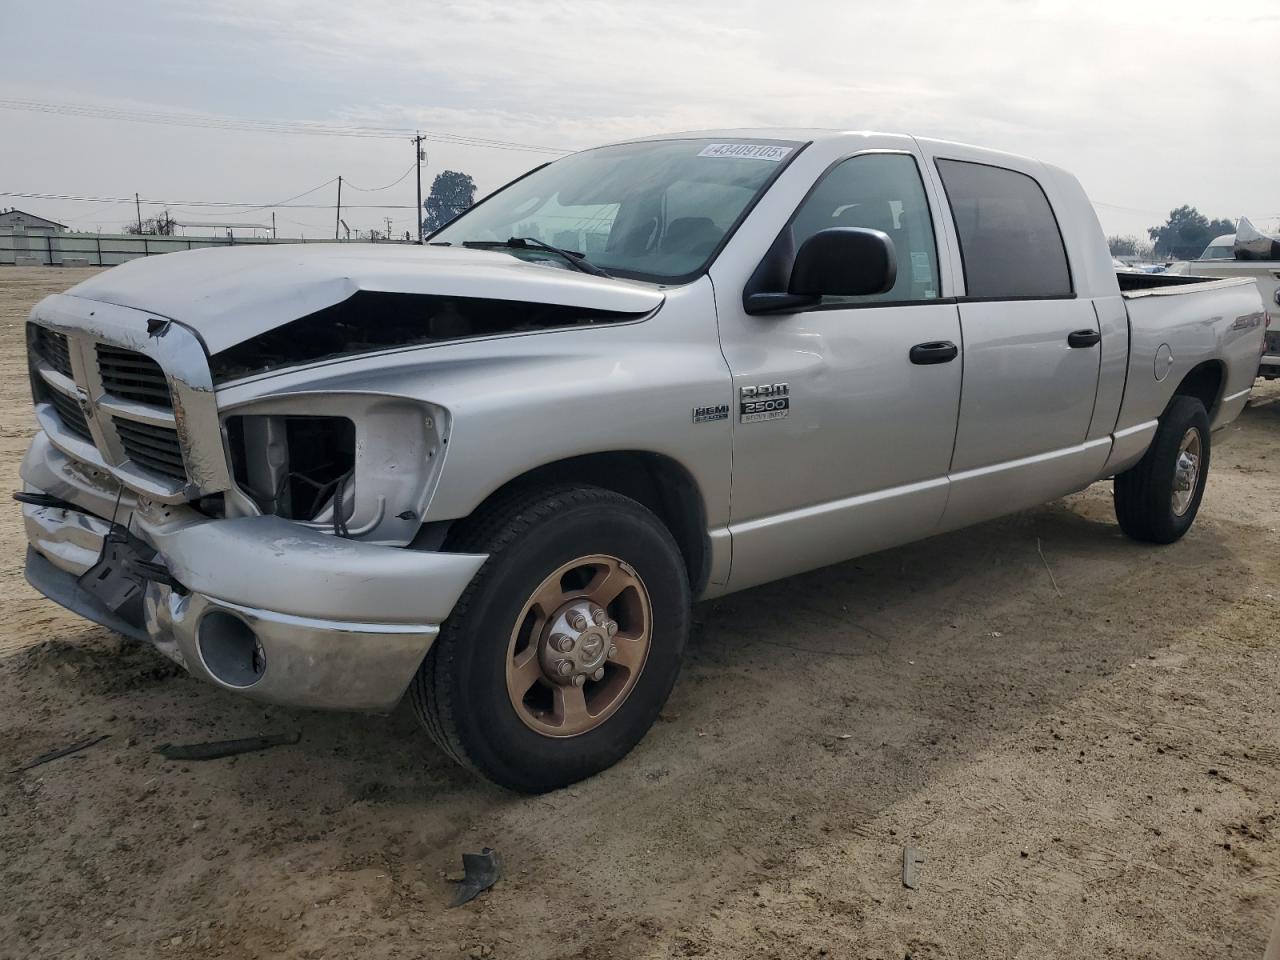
<box><xmin>198</xmin><ymin>611</ymin><xmax>266</xmax><ymax>688</ymax></box>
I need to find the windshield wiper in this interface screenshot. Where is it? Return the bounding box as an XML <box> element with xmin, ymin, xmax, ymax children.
<box><xmin>462</xmin><ymin>237</ymin><xmax>612</xmax><ymax>278</ymax></box>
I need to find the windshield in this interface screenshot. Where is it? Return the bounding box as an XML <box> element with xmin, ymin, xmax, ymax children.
<box><xmin>1199</xmin><ymin>244</ymin><xmax>1234</xmax><ymax>260</ymax></box>
<box><xmin>431</xmin><ymin>138</ymin><xmax>802</xmax><ymax>282</ymax></box>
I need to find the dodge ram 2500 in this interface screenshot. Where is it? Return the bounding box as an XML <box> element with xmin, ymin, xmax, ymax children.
<box><xmin>19</xmin><ymin>130</ymin><xmax>1267</xmax><ymax>791</ymax></box>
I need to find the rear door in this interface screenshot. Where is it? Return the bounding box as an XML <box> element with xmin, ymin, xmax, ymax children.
<box><xmin>928</xmin><ymin>156</ymin><xmax>1106</xmax><ymax>527</ymax></box>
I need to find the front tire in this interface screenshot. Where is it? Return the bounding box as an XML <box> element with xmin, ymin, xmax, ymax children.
<box><xmin>411</xmin><ymin>485</ymin><xmax>689</xmax><ymax>792</ymax></box>
<box><xmin>1114</xmin><ymin>395</ymin><xmax>1211</xmax><ymax>544</ymax></box>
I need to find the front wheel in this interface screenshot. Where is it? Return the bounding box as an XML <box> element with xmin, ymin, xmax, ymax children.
<box><xmin>411</xmin><ymin>485</ymin><xmax>689</xmax><ymax>792</ymax></box>
<box><xmin>1114</xmin><ymin>395</ymin><xmax>1211</xmax><ymax>544</ymax></box>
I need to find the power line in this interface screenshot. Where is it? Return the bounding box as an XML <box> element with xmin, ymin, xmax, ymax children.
<box><xmin>1092</xmin><ymin>200</ymin><xmax>1166</xmax><ymax>217</ymax></box>
<box><xmin>240</xmin><ymin>176</ymin><xmax>339</xmax><ymax>210</ymax></box>
<box><xmin>127</xmin><ymin>177</ymin><xmax>343</xmax><ymax>225</ymax></box>
<box><xmin>0</xmin><ymin>97</ymin><xmax>571</xmax><ymax>155</ymax></box>
<box><xmin>344</xmin><ymin>164</ymin><xmax>416</xmax><ymax>192</ymax></box>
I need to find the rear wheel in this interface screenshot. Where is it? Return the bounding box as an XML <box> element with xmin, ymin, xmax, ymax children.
<box><xmin>1114</xmin><ymin>395</ymin><xmax>1211</xmax><ymax>544</ymax></box>
<box><xmin>411</xmin><ymin>485</ymin><xmax>689</xmax><ymax>792</ymax></box>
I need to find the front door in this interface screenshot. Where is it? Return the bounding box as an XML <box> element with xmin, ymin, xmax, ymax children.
<box><xmin>713</xmin><ymin>149</ymin><xmax>963</xmax><ymax>591</ymax></box>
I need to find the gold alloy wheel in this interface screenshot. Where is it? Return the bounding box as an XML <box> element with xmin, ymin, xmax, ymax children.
<box><xmin>504</xmin><ymin>554</ymin><xmax>653</xmax><ymax>737</ymax></box>
<box><xmin>1171</xmin><ymin>427</ymin><xmax>1202</xmax><ymax>517</ymax></box>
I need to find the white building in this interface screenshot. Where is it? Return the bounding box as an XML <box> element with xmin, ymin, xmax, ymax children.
<box><xmin>0</xmin><ymin>208</ymin><xmax>68</xmax><ymax>234</ymax></box>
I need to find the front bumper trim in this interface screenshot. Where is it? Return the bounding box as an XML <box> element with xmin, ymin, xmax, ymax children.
<box><xmin>21</xmin><ymin>436</ymin><xmax>488</xmax><ymax>712</ymax></box>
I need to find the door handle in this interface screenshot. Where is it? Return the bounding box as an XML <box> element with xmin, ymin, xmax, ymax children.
<box><xmin>909</xmin><ymin>341</ymin><xmax>959</xmax><ymax>365</ymax></box>
<box><xmin>1067</xmin><ymin>329</ymin><xmax>1101</xmax><ymax>348</ymax></box>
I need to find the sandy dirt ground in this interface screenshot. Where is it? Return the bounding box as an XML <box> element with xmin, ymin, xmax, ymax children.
<box><xmin>1</xmin><ymin>265</ymin><xmax>1278</xmax><ymax>960</ymax></box>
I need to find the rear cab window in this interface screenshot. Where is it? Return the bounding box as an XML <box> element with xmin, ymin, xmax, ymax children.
<box><xmin>935</xmin><ymin>159</ymin><xmax>1072</xmax><ymax>299</ymax></box>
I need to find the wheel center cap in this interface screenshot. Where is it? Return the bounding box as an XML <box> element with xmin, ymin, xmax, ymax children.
<box><xmin>1175</xmin><ymin>452</ymin><xmax>1197</xmax><ymax>491</ymax></box>
<box><xmin>539</xmin><ymin>600</ymin><xmax>618</xmax><ymax>686</ymax></box>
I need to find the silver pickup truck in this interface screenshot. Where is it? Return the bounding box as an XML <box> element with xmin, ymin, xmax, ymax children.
<box><xmin>20</xmin><ymin>131</ymin><xmax>1267</xmax><ymax>791</ymax></box>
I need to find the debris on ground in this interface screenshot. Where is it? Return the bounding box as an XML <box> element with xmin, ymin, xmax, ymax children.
<box><xmin>155</xmin><ymin>731</ymin><xmax>301</xmax><ymax>761</ymax></box>
<box><xmin>10</xmin><ymin>734</ymin><xmax>110</xmax><ymax>773</ymax></box>
<box><xmin>450</xmin><ymin>848</ymin><xmax>502</xmax><ymax>907</ymax></box>
<box><xmin>902</xmin><ymin>846</ymin><xmax>925</xmax><ymax>889</ymax></box>
<box><xmin>1037</xmin><ymin>536</ymin><xmax>1063</xmax><ymax>598</ymax></box>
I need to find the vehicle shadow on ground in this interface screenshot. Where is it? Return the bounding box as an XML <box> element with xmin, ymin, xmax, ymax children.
<box><xmin>1</xmin><ymin>488</ymin><xmax>1254</xmax><ymax>955</ymax></box>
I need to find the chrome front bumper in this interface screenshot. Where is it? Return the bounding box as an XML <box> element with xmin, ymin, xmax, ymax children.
<box><xmin>21</xmin><ymin>433</ymin><xmax>486</xmax><ymax>712</ymax></box>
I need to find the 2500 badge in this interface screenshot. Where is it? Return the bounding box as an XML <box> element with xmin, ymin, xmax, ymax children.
<box><xmin>740</xmin><ymin>382</ymin><xmax>789</xmax><ymax>423</ymax></box>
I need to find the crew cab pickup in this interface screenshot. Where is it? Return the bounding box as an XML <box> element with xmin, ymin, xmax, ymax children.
<box><xmin>20</xmin><ymin>131</ymin><xmax>1267</xmax><ymax>791</ymax></box>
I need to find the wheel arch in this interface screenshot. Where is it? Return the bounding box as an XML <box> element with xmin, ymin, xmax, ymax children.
<box><xmin>1171</xmin><ymin>359</ymin><xmax>1225</xmax><ymax>417</ymax></box>
<box><xmin>444</xmin><ymin>450</ymin><xmax>712</xmax><ymax>594</ymax></box>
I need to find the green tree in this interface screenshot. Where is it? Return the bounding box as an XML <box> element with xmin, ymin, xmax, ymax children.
<box><xmin>422</xmin><ymin>170</ymin><xmax>477</xmax><ymax>234</ymax></box>
<box><xmin>1147</xmin><ymin>207</ymin><xmax>1236</xmax><ymax>260</ymax></box>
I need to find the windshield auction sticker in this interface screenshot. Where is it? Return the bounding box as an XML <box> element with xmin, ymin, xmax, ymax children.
<box><xmin>697</xmin><ymin>143</ymin><xmax>793</xmax><ymax>162</ymax></box>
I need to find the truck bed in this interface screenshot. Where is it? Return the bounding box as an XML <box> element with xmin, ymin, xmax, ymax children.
<box><xmin>1114</xmin><ymin>273</ymin><xmax>1263</xmax><ymax>438</ymax></box>
<box><xmin>1115</xmin><ymin>271</ymin><xmax>1234</xmax><ymax>294</ymax></box>
<box><xmin>1162</xmin><ymin>258</ymin><xmax>1280</xmax><ymax>310</ymax></box>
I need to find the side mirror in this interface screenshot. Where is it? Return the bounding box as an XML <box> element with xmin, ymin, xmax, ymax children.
<box><xmin>743</xmin><ymin>227</ymin><xmax>897</xmax><ymax>315</ymax></box>
<box><xmin>790</xmin><ymin>227</ymin><xmax>896</xmax><ymax>298</ymax></box>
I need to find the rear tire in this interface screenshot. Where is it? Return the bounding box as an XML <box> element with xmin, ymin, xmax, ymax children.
<box><xmin>1113</xmin><ymin>395</ymin><xmax>1211</xmax><ymax>544</ymax></box>
<box><xmin>411</xmin><ymin>484</ymin><xmax>689</xmax><ymax>792</ymax></box>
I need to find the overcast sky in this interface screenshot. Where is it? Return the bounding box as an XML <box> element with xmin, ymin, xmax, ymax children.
<box><xmin>3</xmin><ymin>0</ymin><xmax>1276</xmax><ymax>241</ymax></box>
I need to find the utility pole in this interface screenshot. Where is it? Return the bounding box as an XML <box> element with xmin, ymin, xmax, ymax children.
<box><xmin>135</xmin><ymin>193</ymin><xmax>143</xmax><ymax>234</ymax></box>
<box><xmin>271</xmin><ymin>212</ymin><xmax>277</xmax><ymax>240</ymax></box>
<box><xmin>335</xmin><ymin>176</ymin><xmax>342</xmax><ymax>241</ymax></box>
<box><xmin>413</xmin><ymin>133</ymin><xmax>426</xmax><ymax>243</ymax></box>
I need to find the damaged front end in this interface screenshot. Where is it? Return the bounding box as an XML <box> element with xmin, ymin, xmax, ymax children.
<box><xmin>207</xmin><ymin>287</ymin><xmax>652</xmax><ymax>544</ymax></box>
<box><xmin>20</xmin><ymin>292</ymin><xmax>483</xmax><ymax>711</ymax></box>
<box><xmin>20</xmin><ymin>246</ymin><xmax>663</xmax><ymax>710</ymax></box>
<box><xmin>219</xmin><ymin>391</ymin><xmax>449</xmax><ymax>545</ymax></box>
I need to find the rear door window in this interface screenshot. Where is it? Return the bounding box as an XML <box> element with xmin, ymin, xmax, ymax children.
<box><xmin>935</xmin><ymin>159</ymin><xmax>1072</xmax><ymax>299</ymax></box>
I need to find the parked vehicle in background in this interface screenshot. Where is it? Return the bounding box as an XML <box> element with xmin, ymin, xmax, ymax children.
<box><xmin>1170</xmin><ymin>219</ymin><xmax>1280</xmax><ymax>378</ymax></box>
<box><xmin>1199</xmin><ymin>233</ymin><xmax>1236</xmax><ymax>260</ymax></box>
<box><xmin>18</xmin><ymin>130</ymin><xmax>1269</xmax><ymax>791</ymax></box>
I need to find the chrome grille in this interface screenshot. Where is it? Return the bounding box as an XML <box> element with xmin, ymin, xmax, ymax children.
<box><xmin>97</xmin><ymin>344</ymin><xmax>173</xmax><ymax>408</ymax></box>
<box><xmin>31</xmin><ymin>326</ymin><xmax>73</xmax><ymax>378</ymax></box>
<box><xmin>112</xmin><ymin>418</ymin><xmax>186</xmax><ymax>480</ymax></box>
<box><xmin>48</xmin><ymin>389</ymin><xmax>92</xmax><ymax>441</ymax></box>
<box><xmin>26</xmin><ymin>297</ymin><xmax>231</xmax><ymax>503</ymax></box>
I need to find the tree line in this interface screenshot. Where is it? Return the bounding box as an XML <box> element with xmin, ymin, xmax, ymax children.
<box><xmin>1110</xmin><ymin>205</ymin><xmax>1237</xmax><ymax>261</ymax></box>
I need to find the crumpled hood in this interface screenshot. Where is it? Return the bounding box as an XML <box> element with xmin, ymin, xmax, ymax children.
<box><xmin>66</xmin><ymin>243</ymin><xmax>664</xmax><ymax>355</ymax></box>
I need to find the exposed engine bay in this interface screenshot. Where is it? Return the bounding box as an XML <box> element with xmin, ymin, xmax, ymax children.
<box><xmin>225</xmin><ymin>415</ymin><xmax>356</xmax><ymax>527</ymax></box>
<box><xmin>210</xmin><ymin>291</ymin><xmax>649</xmax><ymax>383</ymax></box>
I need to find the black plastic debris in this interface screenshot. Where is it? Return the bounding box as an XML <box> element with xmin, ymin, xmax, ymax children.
<box><xmin>450</xmin><ymin>848</ymin><xmax>502</xmax><ymax>907</ymax></box>
<box><xmin>155</xmin><ymin>731</ymin><xmax>301</xmax><ymax>761</ymax></box>
<box><xmin>11</xmin><ymin>734</ymin><xmax>110</xmax><ymax>774</ymax></box>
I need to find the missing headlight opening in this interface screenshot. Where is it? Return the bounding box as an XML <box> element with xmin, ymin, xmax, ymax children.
<box><xmin>226</xmin><ymin>415</ymin><xmax>356</xmax><ymax>524</ymax></box>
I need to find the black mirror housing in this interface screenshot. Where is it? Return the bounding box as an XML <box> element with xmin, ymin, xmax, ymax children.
<box><xmin>788</xmin><ymin>227</ymin><xmax>896</xmax><ymax>299</ymax></box>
